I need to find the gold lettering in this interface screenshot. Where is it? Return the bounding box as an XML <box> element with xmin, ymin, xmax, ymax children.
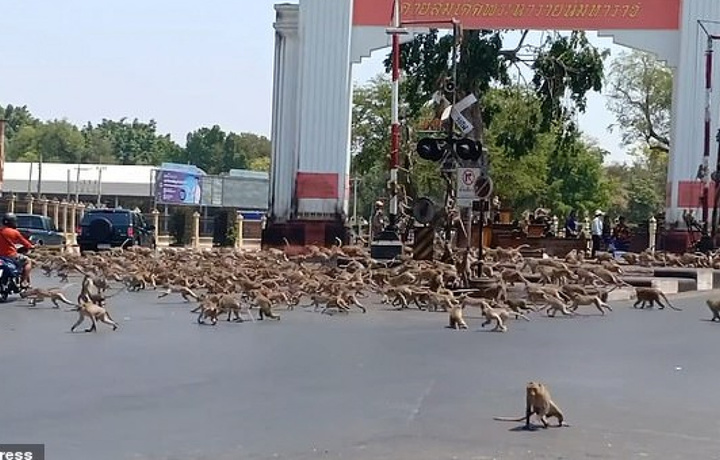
<box><xmin>459</xmin><ymin>3</ymin><xmax>473</xmax><ymax>16</ymax></box>
<box><xmin>429</xmin><ymin>2</ymin><xmax>442</xmax><ymax>16</ymax></box>
<box><xmin>401</xmin><ymin>1</ymin><xmax>411</xmax><ymax>16</ymax></box>
<box><xmin>417</xmin><ymin>2</ymin><xmax>430</xmax><ymax>15</ymax></box>
<box><xmin>439</xmin><ymin>2</ymin><xmax>453</xmax><ymax>15</ymax></box>
<box><xmin>479</xmin><ymin>4</ymin><xmax>493</xmax><ymax>16</ymax></box>
<box><xmin>628</xmin><ymin>3</ymin><xmax>641</xmax><ymax>17</ymax></box>
<box><xmin>513</xmin><ymin>4</ymin><xmax>525</xmax><ymax>17</ymax></box>
<box><xmin>610</xmin><ymin>4</ymin><xmax>621</xmax><ymax>17</ymax></box>
<box><xmin>603</xmin><ymin>5</ymin><xmax>612</xmax><ymax>16</ymax></box>
<box><xmin>551</xmin><ymin>4</ymin><xmax>564</xmax><ymax>17</ymax></box>
<box><xmin>575</xmin><ymin>4</ymin><xmax>590</xmax><ymax>17</ymax></box>
<box><xmin>620</xmin><ymin>4</ymin><xmax>630</xmax><ymax>17</ymax></box>
<box><xmin>588</xmin><ymin>5</ymin><xmax>602</xmax><ymax>17</ymax></box>
<box><xmin>472</xmin><ymin>4</ymin><xmax>483</xmax><ymax>16</ymax></box>
<box><xmin>526</xmin><ymin>4</ymin><xmax>536</xmax><ymax>16</ymax></box>
<box><xmin>497</xmin><ymin>3</ymin><xmax>508</xmax><ymax>16</ymax></box>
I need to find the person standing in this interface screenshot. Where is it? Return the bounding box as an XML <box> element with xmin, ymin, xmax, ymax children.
<box><xmin>591</xmin><ymin>210</ymin><xmax>604</xmax><ymax>258</ymax></box>
<box><xmin>564</xmin><ymin>210</ymin><xmax>579</xmax><ymax>238</ymax></box>
<box><xmin>371</xmin><ymin>201</ymin><xmax>386</xmax><ymax>240</ymax></box>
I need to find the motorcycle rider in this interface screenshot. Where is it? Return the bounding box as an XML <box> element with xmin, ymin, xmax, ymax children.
<box><xmin>0</xmin><ymin>213</ymin><xmax>34</xmax><ymax>288</ymax></box>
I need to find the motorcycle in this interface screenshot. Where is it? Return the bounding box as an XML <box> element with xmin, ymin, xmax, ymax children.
<box><xmin>0</xmin><ymin>245</ymin><xmax>30</xmax><ymax>303</ymax></box>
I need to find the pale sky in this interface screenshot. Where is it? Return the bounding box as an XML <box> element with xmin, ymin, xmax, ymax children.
<box><xmin>1</xmin><ymin>0</ymin><xmax>632</xmax><ymax>164</ymax></box>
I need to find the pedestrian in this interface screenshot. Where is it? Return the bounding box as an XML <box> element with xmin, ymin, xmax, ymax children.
<box><xmin>591</xmin><ymin>210</ymin><xmax>604</xmax><ymax>258</ymax></box>
<box><xmin>612</xmin><ymin>216</ymin><xmax>632</xmax><ymax>253</ymax></box>
<box><xmin>371</xmin><ymin>201</ymin><xmax>386</xmax><ymax>240</ymax></box>
<box><xmin>564</xmin><ymin>210</ymin><xmax>579</xmax><ymax>238</ymax></box>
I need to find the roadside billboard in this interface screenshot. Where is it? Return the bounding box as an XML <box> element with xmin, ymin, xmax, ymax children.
<box><xmin>155</xmin><ymin>169</ymin><xmax>202</xmax><ymax>205</ymax></box>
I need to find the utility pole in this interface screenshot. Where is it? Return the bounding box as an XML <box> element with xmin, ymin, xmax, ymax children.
<box><xmin>387</xmin><ymin>0</ymin><xmax>403</xmax><ymax>233</ymax></box>
<box><xmin>96</xmin><ymin>166</ymin><xmax>106</xmax><ymax>206</ymax></box>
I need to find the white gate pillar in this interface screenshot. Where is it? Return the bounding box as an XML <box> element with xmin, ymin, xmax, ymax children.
<box><xmin>270</xmin><ymin>4</ymin><xmax>301</xmax><ymax>223</ymax></box>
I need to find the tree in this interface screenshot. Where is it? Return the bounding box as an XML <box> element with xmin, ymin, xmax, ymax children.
<box><xmin>388</xmin><ymin>30</ymin><xmax>608</xmax><ymax>147</ymax></box>
<box><xmin>83</xmin><ymin>118</ymin><xmax>182</xmax><ymax>165</ymax></box>
<box><xmin>7</xmin><ymin>120</ymin><xmax>85</xmax><ymax>163</ymax></box>
<box><xmin>174</xmin><ymin>125</ymin><xmax>250</xmax><ymax>174</ymax></box>
<box><xmin>606</xmin><ymin>50</ymin><xmax>672</xmax><ymax>153</ymax></box>
<box><xmin>0</xmin><ymin>104</ymin><xmax>39</xmax><ymax>141</ymax></box>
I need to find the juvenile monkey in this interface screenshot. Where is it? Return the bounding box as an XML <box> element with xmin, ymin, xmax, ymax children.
<box><xmin>705</xmin><ymin>298</ymin><xmax>720</xmax><ymax>321</ymax></box>
<box><xmin>493</xmin><ymin>381</ymin><xmax>568</xmax><ymax>429</ymax></box>
<box><xmin>447</xmin><ymin>304</ymin><xmax>468</xmax><ymax>330</ymax></box>
<box><xmin>569</xmin><ymin>295</ymin><xmax>613</xmax><ymax>316</ymax></box>
<box><xmin>633</xmin><ymin>287</ymin><xmax>682</xmax><ymax>311</ymax></box>
<box><xmin>70</xmin><ymin>302</ymin><xmax>119</xmax><ymax>333</ymax></box>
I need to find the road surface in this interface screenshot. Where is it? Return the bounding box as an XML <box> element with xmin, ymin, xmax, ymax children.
<box><xmin>1</xmin><ymin>278</ymin><xmax>719</xmax><ymax>460</ymax></box>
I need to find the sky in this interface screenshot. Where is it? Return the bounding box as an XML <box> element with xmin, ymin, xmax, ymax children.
<box><xmin>1</xmin><ymin>0</ymin><xmax>632</xmax><ymax>164</ymax></box>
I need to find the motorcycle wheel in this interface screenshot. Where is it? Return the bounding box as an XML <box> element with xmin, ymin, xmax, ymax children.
<box><xmin>0</xmin><ymin>291</ymin><xmax>8</xmax><ymax>303</ymax></box>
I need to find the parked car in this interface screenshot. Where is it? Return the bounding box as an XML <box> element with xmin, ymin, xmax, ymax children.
<box><xmin>77</xmin><ymin>208</ymin><xmax>156</xmax><ymax>253</ymax></box>
<box><xmin>15</xmin><ymin>213</ymin><xmax>66</xmax><ymax>247</ymax></box>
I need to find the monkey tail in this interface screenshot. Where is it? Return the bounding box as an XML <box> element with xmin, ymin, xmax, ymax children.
<box><xmin>493</xmin><ymin>416</ymin><xmax>526</xmax><ymax>422</ymax></box>
<box><xmin>660</xmin><ymin>292</ymin><xmax>683</xmax><ymax>311</ymax></box>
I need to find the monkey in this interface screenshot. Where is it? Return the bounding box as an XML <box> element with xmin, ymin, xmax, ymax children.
<box><xmin>254</xmin><ymin>293</ymin><xmax>281</xmax><ymax>320</ymax></box>
<box><xmin>493</xmin><ymin>381</ymin><xmax>568</xmax><ymax>430</ymax></box>
<box><xmin>633</xmin><ymin>287</ymin><xmax>682</xmax><ymax>311</ymax></box>
<box><xmin>504</xmin><ymin>298</ymin><xmax>536</xmax><ymax>317</ymax></box>
<box><xmin>215</xmin><ymin>294</ymin><xmax>252</xmax><ymax>322</ymax></box>
<box><xmin>70</xmin><ymin>301</ymin><xmax>119</xmax><ymax>333</ymax></box>
<box><xmin>20</xmin><ymin>286</ymin><xmax>76</xmax><ymax>308</ymax></box>
<box><xmin>196</xmin><ymin>303</ymin><xmax>220</xmax><ymax>326</ymax></box>
<box><xmin>569</xmin><ymin>295</ymin><xmax>613</xmax><ymax>315</ymax></box>
<box><xmin>542</xmin><ymin>297</ymin><xmax>575</xmax><ymax>317</ymax></box>
<box><xmin>706</xmin><ymin>298</ymin><xmax>720</xmax><ymax>321</ymax></box>
<box><xmin>447</xmin><ymin>304</ymin><xmax>468</xmax><ymax>330</ymax></box>
<box><xmin>157</xmin><ymin>286</ymin><xmax>201</xmax><ymax>302</ymax></box>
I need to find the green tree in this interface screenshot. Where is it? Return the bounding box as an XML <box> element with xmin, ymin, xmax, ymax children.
<box><xmin>605</xmin><ymin>50</ymin><xmax>671</xmax><ymax>223</ymax></box>
<box><xmin>388</xmin><ymin>30</ymin><xmax>608</xmax><ymax>147</ymax></box>
<box><xmin>7</xmin><ymin>120</ymin><xmax>86</xmax><ymax>163</ymax></box>
<box><xmin>0</xmin><ymin>104</ymin><xmax>39</xmax><ymax>140</ymax></box>
<box><xmin>174</xmin><ymin>125</ymin><xmax>250</xmax><ymax>174</ymax></box>
<box><xmin>82</xmin><ymin>118</ymin><xmax>182</xmax><ymax>165</ymax></box>
<box><xmin>606</xmin><ymin>50</ymin><xmax>672</xmax><ymax>152</ymax></box>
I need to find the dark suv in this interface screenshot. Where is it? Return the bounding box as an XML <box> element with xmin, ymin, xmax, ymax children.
<box><xmin>77</xmin><ymin>208</ymin><xmax>155</xmax><ymax>253</ymax></box>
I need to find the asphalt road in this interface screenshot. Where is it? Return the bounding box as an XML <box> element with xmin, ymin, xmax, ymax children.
<box><xmin>1</xmin><ymin>277</ymin><xmax>720</xmax><ymax>460</ymax></box>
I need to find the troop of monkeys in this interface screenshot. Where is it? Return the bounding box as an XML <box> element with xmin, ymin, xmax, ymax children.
<box><xmin>14</xmin><ymin>242</ymin><xmax>720</xmax><ymax>431</ymax></box>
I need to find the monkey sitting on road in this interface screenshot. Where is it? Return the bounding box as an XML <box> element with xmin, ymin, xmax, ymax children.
<box><xmin>633</xmin><ymin>287</ymin><xmax>682</xmax><ymax>311</ymax></box>
<box><xmin>705</xmin><ymin>298</ymin><xmax>720</xmax><ymax>322</ymax></box>
<box><xmin>494</xmin><ymin>381</ymin><xmax>569</xmax><ymax>430</ymax></box>
<box><xmin>70</xmin><ymin>301</ymin><xmax>119</xmax><ymax>333</ymax></box>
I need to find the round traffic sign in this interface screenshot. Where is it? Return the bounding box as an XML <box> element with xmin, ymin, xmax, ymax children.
<box><xmin>474</xmin><ymin>176</ymin><xmax>493</xmax><ymax>200</ymax></box>
<box><xmin>462</xmin><ymin>169</ymin><xmax>476</xmax><ymax>186</ymax></box>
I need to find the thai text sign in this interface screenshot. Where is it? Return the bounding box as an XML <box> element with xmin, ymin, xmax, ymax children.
<box><xmin>353</xmin><ymin>0</ymin><xmax>681</xmax><ymax>30</ymax></box>
<box><xmin>155</xmin><ymin>169</ymin><xmax>202</xmax><ymax>205</ymax></box>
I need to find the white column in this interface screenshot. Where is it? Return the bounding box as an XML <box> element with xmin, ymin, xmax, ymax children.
<box><xmin>270</xmin><ymin>4</ymin><xmax>301</xmax><ymax>223</ymax></box>
<box><xmin>295</xmin><ymin>0</ymin><xmax>354</xmax><ymax>218</ymax></box>
<box><xmin>665</xmin><ymin>0</ymin><xmax>720</xmax><ymax>226</ymax></box>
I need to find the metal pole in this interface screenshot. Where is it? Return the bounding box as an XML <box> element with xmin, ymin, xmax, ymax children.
<box><xmin>352</xmin><ymin>176</ymin><xmax>359</xmax><ymax>241</ymax></box>
<box><xmin>37</xmin><ymin>157</ymin><xmax>43</xmax><ymax>197</ymax></box>
<box><xmin>702</xmin><ymin>36</ymin><xmax>713</xmax><ymax>231</ymax></box>
<box><xmin>66</xmin><ymin>169</ymin><xmax>71</xmax><ymax>201</ymax></box>
<box><xmin>387</xmin><ymin>0</ymin><xmax>401</xmax><ymax>232</ymax></box>
<box><xmin>0</xmin><ymin>119</ymin><xmax>6</xmax><ymax>187</ymax></box>
<box><xmin>27</xmin><ymin>162</ymin><xmax>33</xmax><ymax>195</ymax></box>
<box><xmin>75</xmin><ymin>165</ymin><xmax>81</xmax><ymax>203</ymax></box>
<box><xmin>96</xmin><ymin>167</ymin><xmax>103</xmax><ymax>206</ymax></box>
<box><xmin>713</xmin><ymin>129</ymin><xmax>720</xmax><ymax>239</ymax></box>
